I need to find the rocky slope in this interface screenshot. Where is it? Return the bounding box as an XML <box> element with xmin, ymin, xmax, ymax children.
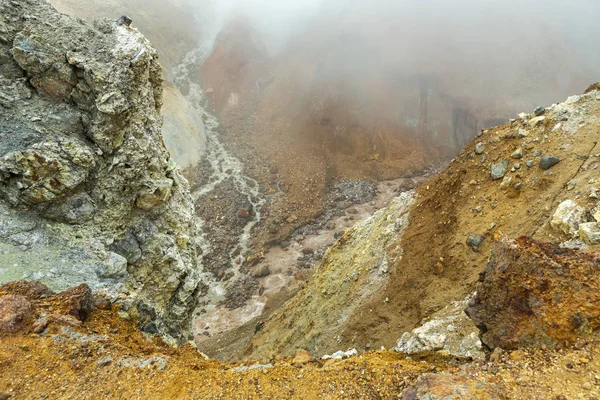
<box><xmin>0</xmin><ymin>0</ymin><xmax>201</xmax><ymax>342</ymax></box>
<box><xmin>241</xmin><ymin>84</ymin><xmax>600</xmax><ymax>360</ymax></box>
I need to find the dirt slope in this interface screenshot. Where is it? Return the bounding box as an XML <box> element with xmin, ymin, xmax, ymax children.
<box><xmin>244</xmin><ymin>85</ymin><xmax>600</xmax><ymax>359</ymax></box>
<box><xmin>2</xmin><ymin>280</ymin><xmax>600</xmax><ymax>399</ymax></box>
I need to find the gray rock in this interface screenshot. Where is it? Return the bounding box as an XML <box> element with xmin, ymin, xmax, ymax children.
<box><xmin>43</xmin><ymin>192</ymin><xmax>96</xmax><ymax>224</ymax></box>
<box><xmin>490</xmin><ymin>160</ymin><xmax>508</xmax><ymax>180</ymax></box>
<box><xmin>526</xmin><ymin>160</ymin><xmax>534</xmax><ymax>168</ymax></box>
<box><xmin>475</xmin><ymin>143</ymin><xmax>485</xmax><ymax>155</ymax></box>
<box><xmin>530</xmin><ymin>116</ymin><xmax>546</xmax><ymax>127</ymax></box>
<box><xmin>251</xmin><ymin>265</ymin><xmax>270</xmax><ymax>278</ymax></box>
<box><xmin>394</xmin><ymin>295</ymin><xmax>483</xmax><ymax>360</ymax></box>
<box><xmin>540</xmin><ymin>155</ymin><xmax>561</xmax><ymax>170</ymax></box>
<box><xmin>517</xmin><ymin>128</ymin><xmax>529</xmax><ymax>138</ymax></box>
<box><xmin>466</xmin><ymin>233</ymin><xmax>484</xmax><ymax>249</ymax></box>
<box><xmin>533</xmin><ymin>106</ymin><xmax>546</xmax><ymax>116</ymax></box>
<box><xmin>99</xmin><ymin>252</ymin><xmax>128</xmax><ymax>279</ymax></box>
<box><xmin>110</xmin><ymin>232</ymin><xmax>142</xmax><ymax>264</ymax></box>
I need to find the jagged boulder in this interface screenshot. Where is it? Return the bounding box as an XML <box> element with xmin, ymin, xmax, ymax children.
<box><xmin>394</xmin><ymin>295</ymin><xmax>484</xmax><ymax>360</ymax></box>
<box><xmin>0</xmin><ymin>281</ymin><xmax>97</xmax><ymax>334</ymax></box>
<box><xmin>0</xmin><ymin>0</ymin><xmax>201</xmax><ymax>341</ymax></box>
<box><xmin>466</xmin><ymin>237</ymin><xmax>600</xmax><ymax>350</ymax></box>
<box><xmin>550</xmin><ymin>200</ymin><xmax>586</xmax><ymax>238</ymax></box>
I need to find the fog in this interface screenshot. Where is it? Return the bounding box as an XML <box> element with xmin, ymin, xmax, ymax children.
<box><xmin>198</xmin><ymin>0</ymin><xmax>600</xmax><ymax>70</ymax></box>
<box><xmin>193</xmin><ymin>0</ymin><xmax>599</xmax><ymax>113</ymax></box>
<box><xmin>51</xmin><ymin>0</ymin><xmax>598</xmax><ymax>154</ymax></box>
<box><xmin>184</xmin><ymin>0</ymin><xmax>598</xmax><ymax>151</ymax></box>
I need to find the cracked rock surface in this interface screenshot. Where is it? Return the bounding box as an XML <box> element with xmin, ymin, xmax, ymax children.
<box><xmin>0</xmin><ymin>0</ymin><xmax>201</xmax><ymax>342</ymax></box>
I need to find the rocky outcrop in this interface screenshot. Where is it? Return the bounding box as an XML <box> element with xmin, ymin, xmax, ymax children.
<box><xmin>395</xmin><ymin>295</ymin><xmax>483</xmax><ymax>360</ymax></box>
<box><xmin>0</xmin><ymin>280</ymin><xmax>94</xmax><ymax>335</ymax></box>
<box><xmin>0</xmin><ymin>0</ymin><xmax>201</xmax><ymax>341</ymax></box>
<box><xmin>467</xmin><ymin>236</ymin><xmax>600</xmax><ymax>351</ymax></box>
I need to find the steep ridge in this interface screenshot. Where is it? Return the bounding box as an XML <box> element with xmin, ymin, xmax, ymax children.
<box><xmin>0</xmin><ymin>0</ymin><xmax>201</xmax><ymax>342</ymax></box>
<box><xmin>244</xmin><ymin>85</ymin><xmax>600</xmax><ymax>360</ymax></box>
<box><xmin>49</xmin><ymin>0</ymin><xmax>208</xmax><ymax>171</ymax></box>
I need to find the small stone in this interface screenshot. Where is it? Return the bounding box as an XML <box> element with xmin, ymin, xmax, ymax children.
<box><xmin>499</xmin><ymin>176</ymin><xmax>512</xmax><ymax>190</ymax></box>
<box><xmin>533</xmin><ymin>106</ymin><xmax>545</xmax><ymax>116</ymax></box>
<box><xmin>511</xmin><ymin>148</ymin><xmax>523</xmax><ymax>159</ymax></box>
<box><xmin>582</xmin><ymin>382</ymin><xmax>592</xmax><ymax>391</ymax></box>
<box><xmin>238</xmin><ymin>208</ymin><xmax>250</xmax><ymax>219</ymax></box>
<box><xmin>509</xmin><ymin>350</ymin><xmax>525</xmax><ymax>362</ymax></box>
<box><xmin>551</xmin><ymin>200</ymin><xmax>586</xmax><ymax>237</ymax></box>
<box><xmin>97</xmin><ymin>356</ymin><xmax>112</xmax><ymax>367</ymax></box>
<box><xmin>490</xmin><ymin>160</ymin><xmax>509</xmax><ymax>180</ymax></box>
<box><xmin>514</xmin><ymin>163</ymin><xmax>521</xmax><ymax>170</ymax></box>
<box><xmin>99</xmin><ymin>252</ymin><xmax>128</xmax><ymax>279</ymax></box>
<box><xmin>466</xmin><ymin>233</ymin><xmax>484</xmax><ymax>249</ymax></box>
<box><xmin>530</xmin><ymin>116</ymin><xmax>546</xmax><ymax>127</ymax></box>
<box><xmin>540</xmin><ymin>155</ymin><xmax>561</xmax><ymax>170</ymax></box>
<box><xmin>579</xmin><ymin>222</ymin><xmax>600</xmax><ymax>245</ymax></box>
<box><xmin>533</xmin><ymin>150</ymin><xmax>542</xmax><ymax>157</ymax></box>
<box><xmin>475</xmin><ymin>143</ymin><xmax>485</xmax><ymax>155</ymax></box>
<box><xmin>94</xmin><ymin>298</ymin><xmax>112</xmax><ymax>310</ymax></box>
<box><xmin>475</xmin><ymin>206</ymin><xmax>483</xmax><ymax>213</ymax></box>
<box><xmin>526</xmin><ymin>160</ymin><xmax>534</xmax><ymax>168</ymax></box>
<box><xmin>517</xmin><ymin>128</ymin><xmax>528</xmax><ymax>138</ymax></box>
<box><xmin>251</xmin><ymin>265</ymin><xmax>270</xmax><ymax>278</ymax></box>
<box><xmin>116</xmin><ymin>15</ymin><xmax>132</xmax><ymax>27</ymax></box>
<box><xmin>292</xmin><ymin>350</ymin><xmax>314</xmax><ymax>364</ymax></box>
<box><xmin>59</xmin><ymin>284</ymin><xmax>95</xmax><ymax>321</ymax></box>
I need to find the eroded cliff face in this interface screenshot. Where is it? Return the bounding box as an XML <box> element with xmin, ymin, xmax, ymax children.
<box><xmin>0</xmin><ymin>0</ymin><xmax>201</xmax><ymax>342</ymax></box>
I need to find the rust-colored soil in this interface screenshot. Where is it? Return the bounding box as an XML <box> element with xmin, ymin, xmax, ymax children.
<box><xmin>2</xmin><ymin>302</ymin><xmax>600</xmax><ymax>399</ymax></box>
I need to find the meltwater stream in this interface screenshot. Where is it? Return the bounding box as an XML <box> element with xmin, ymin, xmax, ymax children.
<box><xmin>173</xmin><ymin>49</ymin><xmax>267</xmax><ymax>300</ymax></box>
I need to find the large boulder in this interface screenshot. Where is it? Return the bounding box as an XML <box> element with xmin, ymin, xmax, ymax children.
<box><xmin>394</xmin><ymin>295</ymin><xmax>484</xmax><ymax>360</ymax></box>
<box><xmin>0</xmin><ymin>0</ymin><xmax>201</xmax><ymax>342</ymax></box>
<box><xmin>466</xmin><ymin>237</ymin><xmax>600</xmax><ymax>350</ymax></box>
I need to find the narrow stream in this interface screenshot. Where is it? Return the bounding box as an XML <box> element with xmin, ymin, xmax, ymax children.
<box><xmin>173</xmin><ymin>49</ymin><xmax>266</xmax><ymax>300</ymax></box>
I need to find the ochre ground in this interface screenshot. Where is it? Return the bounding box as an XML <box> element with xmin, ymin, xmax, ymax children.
<box><xmin>1</xmin><ymin>303</ymin><xmax>600</xmax><ymax>399</ymax></box>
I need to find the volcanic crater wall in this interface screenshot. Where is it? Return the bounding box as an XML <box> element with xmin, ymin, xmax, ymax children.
<box><xmin>0</xmin><ymin>0</ymin><xmax>201</xmax><ymax>341</ymax></box>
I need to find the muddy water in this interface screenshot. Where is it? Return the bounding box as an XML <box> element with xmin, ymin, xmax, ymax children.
<box><xmin>173</xmin><ymin>48</ymin><xmax>267</xmax><ymax>302</ymax></box>
<box><xmin>193</xmin><ymin>177</ymin><xmax>423</xmax><ymax>345</ymax></box>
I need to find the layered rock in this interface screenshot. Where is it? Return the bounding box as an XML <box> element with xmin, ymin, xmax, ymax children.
<box><xmin>0</xmin><ymin>0</ymin><xmax>201</xmax><ymax>341</ymax></box>
<box><xmin>467</xmin><ymin>236</ymin><xmax>600</xmax><ymax>350</ymax></box>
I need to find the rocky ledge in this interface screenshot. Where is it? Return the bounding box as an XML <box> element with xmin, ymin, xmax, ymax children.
<box><xmin>0</xmin><ymin>0</ymin><xmax>201</xmax><ymax>342</ymax></box>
